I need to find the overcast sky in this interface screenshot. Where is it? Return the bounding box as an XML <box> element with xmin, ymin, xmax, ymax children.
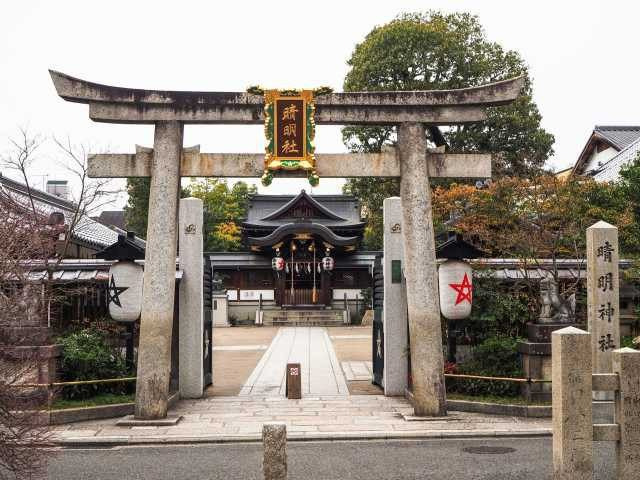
<box><xmin>1</xmin><ymin>0</ymin><xmax>638</xmax><ymax>210</ymax></box>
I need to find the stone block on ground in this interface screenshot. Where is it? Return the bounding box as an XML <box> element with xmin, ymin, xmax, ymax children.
<box><xmin>551</xmin><ymin>326</ymin><xmax>592</xmax><ymax>480</ymax></box>
<box><xmin>613</xmin><ymin>347</ymin><xmax>640</xmax><ymax>479</ymax></box>
<box><xmin>262</xmin><ymin>423</ymin><xmax>287</xmax><ymax>480</ymax></box>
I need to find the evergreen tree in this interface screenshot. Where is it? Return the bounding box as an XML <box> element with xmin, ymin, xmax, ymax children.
<box><xmin>342</xmin><ymin>11</ymin><xmax>555</xmax><ymax>249</ymax></box>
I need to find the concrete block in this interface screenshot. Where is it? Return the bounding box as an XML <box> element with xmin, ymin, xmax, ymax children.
<box><xmin>213</xmin><ymin>294</ymin><xmax>229</xmax><ymax>327</ymax></box>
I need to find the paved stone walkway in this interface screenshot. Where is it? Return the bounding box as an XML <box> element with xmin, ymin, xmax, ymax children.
<box><xmin>52</xmin><ymin>326</ymin><xmax>551</xmax><ymax>446</ymax></box>
<box><xmin>240</xmin><ymin>327</ymin><xmax>349</xmax><ymax>396</ymax></box>
<box><xmin>341</xmin><ymin>361</ymin><xmax>373</xmax><ymax>381</ymax></box>
<box><xmin>53</xmin><ymin>395</ymin><xmax>551</xmax><ymax>445</ymax></box>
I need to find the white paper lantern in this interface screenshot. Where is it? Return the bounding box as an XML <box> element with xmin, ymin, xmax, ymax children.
<box><xmin>322</xmin><ymin>256</ymin><xmax>334</xmax><ymax>271</ymax></box>
<box><xmin>438</xmin><ymin>260</ymin><xmax>473</xmax><ymax>320</ymax></box>
<box><xmin>272</xmin><ymin>257</ymin><xmax>285</xmax><ymax>271</ymax></box>
<box><xmin>108</xmin><ymin>261</ymin><xmax>144</xmax><ymax>322</ymax></box>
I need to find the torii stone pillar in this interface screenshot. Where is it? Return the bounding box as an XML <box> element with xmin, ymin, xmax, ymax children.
<box><xmin>135</xmin><ymin>121</ymin><xmax>183</xmax><ymax>419</ymax></box>
<box><xmin>398</xmin><ymin>123</ymin><xmax>445</xmax><ymax>416</ymax></box>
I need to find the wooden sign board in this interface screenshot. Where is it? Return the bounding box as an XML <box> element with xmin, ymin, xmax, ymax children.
<box><xmin>285</xmin><ymin>362</ymin><xmax>302</xmax><ymax>399</ymax></box>
<box><xmin>263</xmin><ymin>90</ymin><xmax>317</xmax><ymax>186</ymax></box>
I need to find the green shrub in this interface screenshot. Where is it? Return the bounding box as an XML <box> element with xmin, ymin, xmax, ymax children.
<box><xmin>458</xmin><ymin>276</ymin><xmax>534</xmax><ymax>344</ymax></box>
<box><xmin>58</xmin><ymin>329</ymin><xmax>131</xmax><ymax>399</ymax></box>
<box><xmin>447</xmin><ymin>335</ymin><xmax>523</xmax><ymax>397</ymax></box>
<box><xmin>621</xmin><ymin>335</ymin><xmax>638</xmax><ymax>349</ymax></box>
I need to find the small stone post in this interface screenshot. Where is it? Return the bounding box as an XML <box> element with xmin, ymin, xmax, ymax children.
<box><xmin>262</xmin><ymin>423</ymin><xmax>287</xmax><ymax>480</ymax></box>
<box><xmin>135</xmin><ymin>121</ymin><xmax>183</xmax><ymax>419</ymax></box>
<box><xmin>398</xmin><ymin>123</ymin><xmax>446</xmax><ymax>416</ymax></box>
<box><xmin>178</xmin><ymin>197</ymin><xmax>204</xmax><ymax>399</ymax></box>
<box><xmin>382</xmin><ymin>197</ymin><xmax>408</xmax><ymax>396</ymax></box>
<box><xmin>587</xmin><ymin>221</ymin><xmax>620</xmax><ymax>401</ymax></box>
<box><xmin>552</xmin><ymin>326</ymin><xmax>592</xmax><ymax>480</ymax></box>
<box><xmin>613</xmin><ymin>348</ymin><xmax>640</xmax><ymax>479</ymax></box>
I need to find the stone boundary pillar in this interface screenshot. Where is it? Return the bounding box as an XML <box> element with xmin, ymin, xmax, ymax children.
<box><xmin>135</xmin><ymin>121</ymin><xmax>183</xmax><ymax>419</ymax></box>
<box><xmin>178</xmin><ymin>197</ymin><xmax>204</xmax><ymax>399</ymax></box>
<box><xmin>398</xmin><ymin>123</ymin><xmax>445</xmax><ymax>416</ymax></box>
<box><xmin>587</xmin><ymin>221</ymin><xmax>620</xmax><ymax>403</ymax></box>
<box><xmin>382</xmin><ymin>197</ymin><xmax>408</xmax><ymax>396</ymax></box>
<box><xmin>613</xmin><ymin>347</ymin><xmax>640</xmax><ymax>479</ymax></box>
<box><xmin>552</xmin><ymin>326</ymin><xmax>592</xmax><ymax>479</ymax></box>
<box><xmin>262</xmin><ymin>423</ymin><xmax>287</xmax><ymax>480</ymax></box>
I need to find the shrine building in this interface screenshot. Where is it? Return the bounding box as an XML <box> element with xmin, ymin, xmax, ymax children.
<box><xmin>207</xmin><ymin>190</ymin><xmax>378</xmax><ymax>324</ymax></box>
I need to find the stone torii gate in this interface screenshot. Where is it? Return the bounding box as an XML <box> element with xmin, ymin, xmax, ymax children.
<box><xmin>50</xmin><ymin>70</ymin><xmax>523</xmax><ymax>419</ymax></box>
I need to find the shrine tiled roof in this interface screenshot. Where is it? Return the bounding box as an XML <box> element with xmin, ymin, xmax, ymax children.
<box><xmin>243</xmin><ymin>190</ymin><xmax>364</xmax><ymax>228</ymax></box>
<box><xmin>593</xmin><ymin>136</ymin><xmax>640</xmax><ymax>182</ymax></box>
<box><xmin>573</xmin><ymin>126</ymin><xmax>640</xmax><ymax>176</ymax></box>
<box><xmin>0</xmin><ymin>175</ymin><xmax>119</xmax><ymax>249</ymax></box>
<box><xmin>592</xmin><ymin>126</ymin><xmax>640</xmax><ymax>150</ymax></box>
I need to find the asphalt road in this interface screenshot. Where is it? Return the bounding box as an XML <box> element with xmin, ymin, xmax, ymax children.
<box><xmin>47</xmin><ymin>438</ymin><xmax>616</xmax><ymax>480</ymax></box>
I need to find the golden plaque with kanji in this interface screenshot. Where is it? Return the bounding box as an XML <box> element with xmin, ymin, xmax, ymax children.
<box><xmin>262</xmin><ymin>89</ymin><xmax>318</xmax><ymax>186</ymax></box>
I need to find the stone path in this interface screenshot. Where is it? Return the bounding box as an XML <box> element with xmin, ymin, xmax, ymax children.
<box><xmin>208</xmin><ymin>327</ymin><xmax>279</xmax><ymax>396</ymax></box>
<box><xmin>240</xmin><ymin>327</ymin><xmax>349</xmax><ymax>396</ymax></box>
<box><xmin>341</xmin><ymin>361</ymin><xmax>373</xmax><ymax>381</ymax></box>
<box><xmin>213</xmin><ymin>345</ymin><xmax>268</xmax><ymax>351</ymax></box>
<box><xmin>53</xmin><ymin>395</ymin><xmax>552</xmax><ymax>445</ymax></box>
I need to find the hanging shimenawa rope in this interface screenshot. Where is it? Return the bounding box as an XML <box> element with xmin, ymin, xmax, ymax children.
<box><xmin>312</xmin><ymin>242</ymin><xmax>317</xmax><ymax>303</ymax></box>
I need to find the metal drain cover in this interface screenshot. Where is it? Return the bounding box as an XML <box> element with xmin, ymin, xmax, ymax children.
<box><xmin>462</xmin><ymin>446</ymin><xmax>516</xmax><ymax>455</ymax></box>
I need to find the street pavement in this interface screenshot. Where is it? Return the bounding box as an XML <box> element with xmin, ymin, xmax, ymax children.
<box><xmin>47</xmin><ymin>437</ymin><xmax>616</xmax><ymax>480</ymax></box>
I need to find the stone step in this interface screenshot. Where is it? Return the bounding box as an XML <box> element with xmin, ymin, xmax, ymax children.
<box><xmin>263</xmin><ymin>309</ymin><xmax>346</xmax><ymax>326</ymax></box>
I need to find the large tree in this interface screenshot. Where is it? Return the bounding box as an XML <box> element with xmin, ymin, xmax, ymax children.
<box><xmin>342</xmin><ymin>11</ymin><xmax>555</xmax><ymax>249</ymax></box>
<box><xmin>123</xmin><ymin>179</ymin><xmax>192</xmax><ymax>239</ymax></box>
<box><xmin>123</xmin><ymin>178</ymin><xmax>150</xmax><ymax>238</ymax></box>
<box><xmin>188</xmin><ymin>179</ymin><xmax>257</xmax><ymax>251</ymax></box>
<box><xmin>124</xmin><ymin>178</ymin><xmax>256</xmax><ymax>251</ymax></box>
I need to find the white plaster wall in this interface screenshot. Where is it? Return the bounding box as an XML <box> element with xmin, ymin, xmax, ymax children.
<box><xmin>238</xmin><ymin>289</ymin><xmax>275</xmax><ymax>301</ymax></box>
<box><xmin>582</xmin><ymin>146</ymin><xmax>617</xmax><ymax>173</ymax></box>
<box><xmin>332</xmin><ymin>289</ymin><xmax>363</xmax><ymax>300</ymax></box>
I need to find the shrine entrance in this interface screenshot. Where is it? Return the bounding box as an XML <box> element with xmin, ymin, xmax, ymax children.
<box><xmin>50</xmin><ymin>69</ymin><xmax>522</xmax><ymax>417</ymax></box>
<box><xmin>281</xmin><ymin>239</ymin><xmax>323</xmax><ymax>307</ymax></box>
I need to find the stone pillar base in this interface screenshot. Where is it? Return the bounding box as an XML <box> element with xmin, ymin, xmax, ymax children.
<box><xmin>519</xmin><ymin>323</ymin><xmax>575</xmax><ymax>403</ymax></box>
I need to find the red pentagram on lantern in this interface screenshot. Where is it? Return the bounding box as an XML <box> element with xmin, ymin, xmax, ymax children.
<box><xmin>449</xmin><ymin>272</ymin><xmax>472</xmax><ymax>305</ymax></box>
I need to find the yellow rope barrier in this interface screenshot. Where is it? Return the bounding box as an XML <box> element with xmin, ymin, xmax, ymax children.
<box><xmin>444</xmin><ymin>373</ymin><xmax>551</xmax><ymax>383</ymax></box>
<box><xmin>9</xmin><ymin>377</ymin><xmax>137</xmax><ymax>388</ymax></box>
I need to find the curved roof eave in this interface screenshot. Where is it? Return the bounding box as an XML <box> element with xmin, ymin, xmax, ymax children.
<box><xmin>243</xmin><ymin>220</ymin><xmax>366</xmax><ymax>229</ymax></box>
<box><xmin>246</xmin><ymin>223</ymin><xmax>360</xmax><ymax>247</ymax></box>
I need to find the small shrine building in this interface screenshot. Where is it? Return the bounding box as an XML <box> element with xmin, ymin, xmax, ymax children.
<box><xmin>207</xmin><ymin>190</ymin><xmax>377</xmax><ymax>322</ymax></box>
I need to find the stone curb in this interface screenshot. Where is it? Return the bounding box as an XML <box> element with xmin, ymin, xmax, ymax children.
<box><xmin>47</xmin><ymin>393</ymin><xmax>180</xmax><ymax>425</ymax></box>
<box><xmin>47</xmin><ymin>397</ymin><xmax>551</xmax><ymax>425</ymax></box>
<box><xmin>448</xmin><ymin>400</ymin><xmax>551</xmax><ymax>418</ymax></box>
<box><xmin>54</xmin><ymin>428</ymin><xmax>552</xmax><ymax>447</ymax></box>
